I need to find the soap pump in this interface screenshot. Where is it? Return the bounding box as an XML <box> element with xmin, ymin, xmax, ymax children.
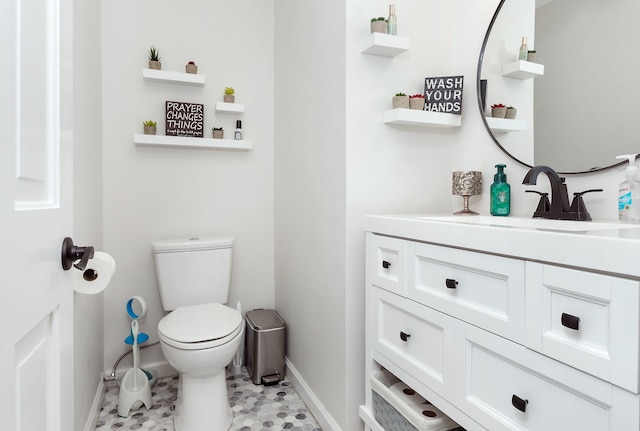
<box><xmin>491</xmin><ymin>164</ymin><xmax>510</xmax><ymax>216</ymax></box>
<box><xmin>616</xmin><ymin>154</ymin><xmax>640</xmax><ymax>223</ymax></box>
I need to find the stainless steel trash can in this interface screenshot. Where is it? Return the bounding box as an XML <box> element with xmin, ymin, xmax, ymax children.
<box><xmin>245</xmin><ymin>309</ymin><xmax>286</xmax><ymax>385</ymax></box>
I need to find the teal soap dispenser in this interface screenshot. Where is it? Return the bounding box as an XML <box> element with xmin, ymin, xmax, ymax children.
<box><xmin>491</xmin><ymin>164</ymin><xmax>510</xmax><ymax>216</ymax></box>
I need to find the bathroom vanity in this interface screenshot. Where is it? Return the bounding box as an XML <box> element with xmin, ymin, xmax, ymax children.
<box><xmin>360</xmin><ymin>214</ymin><xmax>640</xmax><ymax>431</ymax></box>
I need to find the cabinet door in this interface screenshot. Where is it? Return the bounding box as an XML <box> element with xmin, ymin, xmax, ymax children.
<box><xmin>372</xmin><ymin>287</ymin><xmax>455</xmax><ymax>399</ymax></box>
<box><xmin>408</xmin><ymin>241</ymin><xmax>525</xmax><ymax>342</ymax></box>
<box><xmin>367</xmin><ymin>233</ymin><xmax>406</xmax><ymax>296</ymax></box>
<box><xmin>454</xmin><ymin>322</ymin><xmax>637</xmax><ymax>431</ymax></box>
<box><xmin>525</xmin><ymin>263</ymin><xmax>640</xmax><ymax>393</ymax></box>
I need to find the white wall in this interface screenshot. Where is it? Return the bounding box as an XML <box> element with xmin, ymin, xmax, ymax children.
<box><xmin>100</xmin><ymin>0</ymin><xmax>275</xmax><ymax>375</ymax></box>
<box><xmin>73</xmin><ymin>0</ymin><xmax>104</xmax><ymax>429</ymax></box>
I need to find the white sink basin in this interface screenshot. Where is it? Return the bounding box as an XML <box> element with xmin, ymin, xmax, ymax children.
<box><xmin>417</xmin><ymin>215</ymin><xmax>637</xmax><ymax>232</ymax></box>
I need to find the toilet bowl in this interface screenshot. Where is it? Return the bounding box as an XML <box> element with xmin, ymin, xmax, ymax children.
<box><xmin>158</xmin><ymin>303</ymin><xmax>244</xmax><ymax>431</ymax></box>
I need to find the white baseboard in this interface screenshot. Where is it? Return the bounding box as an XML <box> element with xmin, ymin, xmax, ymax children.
<box><xmin>82</xmin><ymin>377</ymin><xmax>105</xmax><ymax>431</ymax></box>
<box><xmin>285</xmin><ymin>357</ymin><xmax>342</xmax><ymax>431</ymax></box>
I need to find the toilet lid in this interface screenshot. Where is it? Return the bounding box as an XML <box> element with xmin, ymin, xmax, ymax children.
<box><xmin>158</xmin><ymin>303</ymin><xmax>242</xmax><ymax>344</ymax></box>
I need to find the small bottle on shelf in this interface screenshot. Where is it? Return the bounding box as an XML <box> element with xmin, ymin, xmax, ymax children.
<box><xmin>234</xmin><ymin>120</ymin><xmax>243</xmax><ymax>140</ymax></box>
<box><xmin>519</xmin><ymin>36</ymin><xmax>528</xmax><ymax>61</ymax></box>
<box><xmin>387</xmin><ymin>4</ymin><xmax>397</xmax><ymax>35</ymax></box>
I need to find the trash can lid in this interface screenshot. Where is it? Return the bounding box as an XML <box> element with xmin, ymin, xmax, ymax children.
<box><xmin>246</xmin><ymin>309</ymin><xmax>285</xmax><ymax>330</ymax></box>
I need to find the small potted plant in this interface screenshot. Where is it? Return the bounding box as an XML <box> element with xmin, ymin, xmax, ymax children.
<box><xmin>185</xmin><ymin>61</ymin><xmax>197</xmax><ymax>74</ymax></box>
<box><xmin>409</xmin><ymin>94</ymin><xmax>425</xmax><ymax>110</ymax></box>
<box><xmin>370</xmin><ymin>17</ymin><xmax>387</xmax><ymax>34</ymax></box>
<box><xmin>224</xmin><ymin>87</ymin><xmax>235</xmax><ymax>103</ymax></box>
<box><xmin>143</xmin><ymin>120</ymin><xmax>157</xmax><ymax>135</ymax></box>
<box><xmin>527</xmin><ymin>50</ymin><xmax>536</xmax><ymax>62</ymax></box>
<box><xmin>392</xmin><ymin>92</ymin><xmax>409</xmax><ymax>109</ymax></box>
<box><xmin>212</xmin><ymin>127</ymin><xmax>224</xmax><ymax>139</ymax></box>
<box><xmin>505</xmin><ymin>106</ymin><xmax>517</xmax><ymax>119</ymax></box>
<box><xmin>491</xmin><ymin>103</ymin><xmax>506</xmax><ymax>118</ymax></box>
<box><xmin>148</xmin><ymin>46</ymin><xmax>161</xmax><ymax>70</ymax></box>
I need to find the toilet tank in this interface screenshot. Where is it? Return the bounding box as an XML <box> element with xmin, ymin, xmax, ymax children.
<box><xmin>152</xmin><ymin>236</ymin><xmax>233</xmax><ymax>311</ymax></box>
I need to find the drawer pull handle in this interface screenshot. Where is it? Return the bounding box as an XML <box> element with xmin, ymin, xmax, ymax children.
<box><xmin>561</xmin><ymin>313</ymin><xmax>580</xmax><ymax>330</ymax></box>
<box><xmin>400</xmin><ymin>331</ymin><xmax>411</xmax><ymax>342</ymax></box>
<box><xmin>511</xmin><ymin>395</ymin><xmax>528</xmax><ymax>413</ymax></box>
<box><xmin>445</xmin><ymin>279</ymin><xmax>458</xmax><ymax>289</ymax></box>
<box><xmin>382</xmin><ymin>260</ymin><xmax>391</xmax><ymax>269</ymax></box>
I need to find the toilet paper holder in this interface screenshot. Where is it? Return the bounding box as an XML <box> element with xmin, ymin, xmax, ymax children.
<box><xmin>61</xmin><ymin>237</ymin><xmax>95</xmax><ymax>271</ymax></box>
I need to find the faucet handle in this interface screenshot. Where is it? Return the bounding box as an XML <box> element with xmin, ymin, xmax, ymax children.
<box><xmin>569</xmin><ymin>189</ymin><xmax>603</xmax><ymax>221</ymax></box>
<box><xmin>526</xmin><ymin>190</ymin><xmax>551</xmax><ymax>213</ymax></box>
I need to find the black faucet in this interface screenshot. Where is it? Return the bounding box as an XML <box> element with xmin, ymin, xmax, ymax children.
<box><xmin>522</xmin><ymin>165</ymin><xmax>602</xmax><ymax>221</ymax></box>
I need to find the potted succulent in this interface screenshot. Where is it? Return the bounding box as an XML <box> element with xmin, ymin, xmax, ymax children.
<box><xmin>527</xmin><ymin>50</ymin><xmax>536</xmax><ymax>62</ymax></box>
<box><xmin>224</xmin><ymin>87</ymin><xmax>235</xmax><ymax>103</ymax></box>
<box><xmin>491</xmin><ymin>103</ymin><xmax>506</xmax><ymax>118</ymax></box>
<box><xmin>505</xmin><ymin>106</ymin><xmax>517</xmax><ymax>119</ymax></box>
<box><xmin>409</xmin><ymin>94</ymin><xmax>425</xmax><ymax>110</ymax></box>
<box><xmin>212</xmin><ymin>127</ymin><xmax>224</xmax><ymax>139</ymax></box>
<box><xmin>392</xmin><ymin>92</ymin><xmax>409</xmax><ymax>109</ymax></box>
<box><xmin>370</xmin><ymin>17</ymin><xmax>388</xmax><ymax>34</ymax></box>
<box><xmin>185</xmin><ymin>61</ymin><xmax>197</xmax><ymax>74</ymax></box>
<box><xmin>143</xmin><ymin>120</ymin><xmax>157</xmax><ymax>135</ymax></box>
<box><xmin>148</xmin><ymin>46</ymin><xmax>161</xmax><ymax>70</ymax></box>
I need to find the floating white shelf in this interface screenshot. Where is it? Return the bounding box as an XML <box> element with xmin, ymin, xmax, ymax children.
<box><xmin>215</xmin><ymin>102</ymin><xmax>245</xmax><ymax>114</ymax></box>
<box><xmin>383</xmin><ymin>108</ymin><xmax>461</xmax><ymax>128</ymax></box>
<box><xmin>485</xmin><ymin>117</ymin><xmax>527</xmax><ymax>132</ymax></box>
<box><xmin>133</xmin><ymin>134</ymin><xmax>252</xmax><ymax>150</ymax></box>
<box><xmin>142</xmin><ymin>68</ymin><xmax>206</xmax><ymax>86</ymax></box>
<box><xmin>360</xmin><ymin>33</ymin><xmax>410</xmax><ymax>57</ymax></box>
<box><xmin>501</xmin><ymin>60</ymin><xmax>544</xmax><ymax>80</ymax></box>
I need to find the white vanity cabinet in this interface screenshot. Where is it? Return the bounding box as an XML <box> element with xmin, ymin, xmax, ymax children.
<box><xmin>361</xmin><ymin>221</ymin><xmax>640</xmax><ymax>431</ymax></box>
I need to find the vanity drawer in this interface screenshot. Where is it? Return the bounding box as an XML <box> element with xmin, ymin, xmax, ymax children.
<box><xmin>372</xmin><ymin>286</ymin><xmax>455</xmax><ymax>399</ymax></box>
<box><xmin>455</xmin><ymin>322</ymin><xmax>637</xmax><ymax>431</ymax></box>
<box><xmin>408</xmin><ymin>241</ymin><xmax>525</xmax><ymax>343</ymax></box>
<box><xmin>525</xmin><ymin>263</ymin><xmax>640</xmax><ymax>393</ymax></box>
<box><xmin>367</xmin><ymin>233</ymin><xmax>406</xmax><ymax>296</ymax></box>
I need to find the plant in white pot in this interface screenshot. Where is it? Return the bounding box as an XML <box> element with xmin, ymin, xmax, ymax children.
<box><xmin>370</xmin><ymin>17</ymin><xmax>388</xmax><ymax>34</ymax></box>
<box><xmin>505</xmin><ymin>106</ymin><xmax>517</xmax><ymax>119</ymax></box>
<box><xmin>148</xmin><ymin>46</ymin><xmax>161</xmax><ymax>70</ymax></box>
<box><xmin>491</xmin><ymin>103</ymin><xmax>506</xmax><ymax>118</ymax></box>
<box><xmin>185</xmin><ymin>61</ymin><xmax>197</xmax><ymax>74</ymax></box>
<box><xmin>409</xmin><ymin>94</ymin><xmax>425</xmax><ymax>110</ymax></box>
<box><xmin>392</xmin><ymin>92</ymin><xmax>409</xmax><ymax>109</ymax></box>
<box><xmin>143</xmin><ymin>120</ymin><xmax>157</xmax><ymax>135</ymax></box>
<box><xmin>224</xmin><ymin>87</ymin><xmax>235</xmax><ymax>103</ymax></box>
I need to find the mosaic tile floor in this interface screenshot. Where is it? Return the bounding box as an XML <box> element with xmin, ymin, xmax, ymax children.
<box><xmin>95</xmin><ymin>367</ymin><xmax>322</xmax><ymax>430</ymax></box>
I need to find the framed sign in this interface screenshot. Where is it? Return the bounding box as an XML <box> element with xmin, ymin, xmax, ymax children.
<box><xmin>165</xmin><ymin>101</ymin><xmax>204</xmax><ymax>137</ymax></box>
<box><xmin>424</xmin><ymin>76</ymin><xmax>463</xmax><ymax>114</ymax></box>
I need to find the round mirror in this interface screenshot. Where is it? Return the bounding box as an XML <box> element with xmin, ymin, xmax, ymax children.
<box><xmin>477</xmin><ymin>0</ymin><xmax>640</xmax><ymax>174</ymax></box>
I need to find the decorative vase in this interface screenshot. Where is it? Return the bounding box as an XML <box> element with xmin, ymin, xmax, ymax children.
<box><xmin>185</xmin><ymin>64</ymin><xmax>197</xmax><ymax>74</ymax></box>
<box><xmin>143</xmin><ymin>125</ymin><xmax>156</xmax><ymax>135</ymax></box>
<box><xmin>409</xmin><ymin>98</ymin><xmax>425</xmax><ymax>110</ymax></box>
<box><xmin>148</xmin><ymin>60</ymin><xmax>161</xmax><ymax>70</ymax></box>
<box><xmin>212</xmin><ymin>129</ymin><xmax>224</xmax><ymax>139</ymax></box>
<box><xmin>505</xmin><ymin>108</ymin><xmax>517</xmax><ymax>119</ymax></box>
<box><xmin>223</xmin><ymin>94</ymin><xmax>235</xmax><ymax>103</ymax></box>
<box><xmin>392</xmin><ymin>96</ymin><xmax>409</xmax><ymax>109</ymax></box>
<box><xmin>491</xmin><ymin>107</ymin><xmax>506</xmax><ymax>118</ymax></box>
<box><xmin>370</xmin><ymin>20</ymin><xmax>387</xmax><ymax>34</ymax></box>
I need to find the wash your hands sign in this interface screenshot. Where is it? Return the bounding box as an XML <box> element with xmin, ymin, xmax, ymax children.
<box><xmin>424</xmin><ymin>75</ymin><xmax>463</xmax><ymax>114</ymax></box>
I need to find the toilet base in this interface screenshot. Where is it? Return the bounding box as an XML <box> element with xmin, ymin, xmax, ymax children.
<box><xmin>173</xmin><ymin>368</ymin><xmax>232</xmax><ymax>431</ymax></box>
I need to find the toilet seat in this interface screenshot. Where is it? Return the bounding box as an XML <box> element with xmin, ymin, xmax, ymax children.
<box><xmin>158</xmin><ymin>303</ymin><xmax>243</xmax><ymax>350</ymax></box>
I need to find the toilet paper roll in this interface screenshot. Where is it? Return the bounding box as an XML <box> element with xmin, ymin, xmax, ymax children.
<box><xmin>73</xmin><ymin>251</ymin><xmax>116</xmax><ymax>294</ymax></box>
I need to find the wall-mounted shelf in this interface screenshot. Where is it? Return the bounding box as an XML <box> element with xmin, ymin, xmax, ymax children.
<box><xmin>485</xmin><ymin>117</ymin><xmax>527</xmax><ymax>132</ymax></box>
<box><xmin>361</xmin><ymin>33</ymin><xmax>410</xmax><ymax>57</ymax></box>
<box><xmin>133</xmin><ymin>134</ymin><xmax>252</xmax><ymax>150</ymax></box>
<box><xmin>142</xmin><ymin>68</ymin><xmax>206</xmax><ymax>86</ymax></box>
<box><xmin>383</xmin><ymin>109</ymin><xmax>461</xmax><ymax>128</ymax></box>
<box><xmin>215</xmin><ymin>102</ymin><xmax>245</xmax><ymax>114</ymax></box>
<box><xmin>501</xmin><ymin>60</ymin><xmax>544</xmax><ymax>80</ymax></box>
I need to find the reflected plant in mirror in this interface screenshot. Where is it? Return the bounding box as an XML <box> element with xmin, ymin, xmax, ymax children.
<box><xmin>477</xmin><ymin>0</ymin><xmax>640</xmax><ymax>174</ymax></box>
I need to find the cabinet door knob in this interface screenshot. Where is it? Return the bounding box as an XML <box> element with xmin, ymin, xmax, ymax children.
<box><xmin>511</xmin><ymin>395</ymin><xmax>528</xmax><ymax>412</ymax></box>
<box><xmin>445</xmin><ymin>278</ymin><xmax>458</xmax><ymax>289</ymax></box>
<box><xmin>400</xmin><ymin>331</ymin><xmax>411</xmax><ymax>342</ymax></box>
<box><xmin>561</xmin><ymin>313</ymin><xmax>580</xmax><ymax>330</ymax></box>
<box><xmin>382</xmin><ymin>260</ymin><xmax>391</xmax><ymax>269</ymax></box>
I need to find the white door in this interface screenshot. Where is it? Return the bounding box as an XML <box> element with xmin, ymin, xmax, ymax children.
<box><xmin>0</xmin><ymin>0</ymin><xmax>74</xmax><ymax>429</ymax></box>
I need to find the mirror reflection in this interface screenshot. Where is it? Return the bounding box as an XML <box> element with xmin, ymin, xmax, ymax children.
<box><xmin>479</xmin><ymin>0</ymin><xmax>640</xmax><ymax>174</ymax></box>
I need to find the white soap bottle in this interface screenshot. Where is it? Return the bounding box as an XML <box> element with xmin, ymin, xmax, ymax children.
<box><xmin>616</xmin><ymin>154</ymin><xmax>640</xmax><ymax>223</ymax></box>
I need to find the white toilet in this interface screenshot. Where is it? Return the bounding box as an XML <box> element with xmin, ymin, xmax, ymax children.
<box><xmin>152</xmin><ymin>236</ymin><xmax>243</xmax><ymax>431</ymax></box>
